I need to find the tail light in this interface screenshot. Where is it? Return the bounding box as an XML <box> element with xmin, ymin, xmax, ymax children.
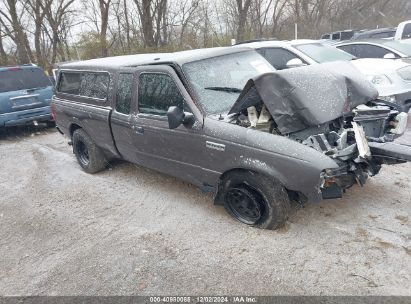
<box><xmin>50</xmin><ymin>102</ymin><xmax>57</xmax><ymax>121</ymax></box>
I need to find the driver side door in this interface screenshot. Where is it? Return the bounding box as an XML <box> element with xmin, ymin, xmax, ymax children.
<box><xmin>129</xmin><ymin>66</ymin><xmax>209</xmax><ymax>186</ymax></box>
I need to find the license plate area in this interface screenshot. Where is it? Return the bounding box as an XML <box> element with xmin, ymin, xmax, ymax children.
<box><xmin>11</xmin><ymin>96</ymin><xmax>41</xmax><ymax>109</ymax></box>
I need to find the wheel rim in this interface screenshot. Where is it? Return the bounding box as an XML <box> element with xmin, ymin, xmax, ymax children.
<box><xmin>225</xmin><ymin>187</ymin><xmax>263</xmax><ymax>225</ymax></box>
<box><xmin>76</xmin><ymin>141</ymin><xmax>90</xmax><ymax>166</ymax></box>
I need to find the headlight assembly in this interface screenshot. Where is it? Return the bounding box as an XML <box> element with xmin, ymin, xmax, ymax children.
<box><xmin>397</xmin><ymin>66</ymin><xmax>411</xmax><ymax>81</ymax></box>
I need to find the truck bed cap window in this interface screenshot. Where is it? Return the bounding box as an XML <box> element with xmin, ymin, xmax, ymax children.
<box><xmin>58</xmin><ymin>71</ymin><xmax>110</xmax><ymax>100</ymax></box>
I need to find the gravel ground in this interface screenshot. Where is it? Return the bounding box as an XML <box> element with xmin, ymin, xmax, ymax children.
<box><xmin>0</xmin><ymin>122</ymin><xmax>410</xmax><ymax>296</ymax></box>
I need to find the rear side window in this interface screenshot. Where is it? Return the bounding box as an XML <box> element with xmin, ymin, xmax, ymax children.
<box><xmin>402</xmin><ymin>24</ymin><xmax>411</xmax><ymax>39</ymax></box>
<box><xmin>332</xmin><ymin>33</ymin><xmax>340</xmax><ymax>40</ymax></box>
<box><xmin>115</xmin><ymin>73</ymin><xmax>133</xmax><ymax>114</ymax></box>
<box><xmin>355</xmin><ymin>44</ymin><xmax>393</xmax><ymax>58</ymax></box>
<box><xmin>372</xmin><ymin>31</ymin><xmax>395</xmax><ymax>39</ymax></box>
<box><xmin>262</xmin><ymin>48</ymin><xmax>301</xmax><ymax>70</ymax></box>
<box><xmin>58</xmin><ymin>71</ymin><xmax>110</xmax><ymax>100</ymax></box>
<box><xmin>338</xmin><ymin>45</ymin><xmax>357</xmax><ymax>56</ymax></box>
<box><xmin>0</xmin><ymin>67</ymin><xmax>51</xmax><ymax>93</ymax></box>
<box><xmin>340</xmin><ymin>32</ymin><xmax>354</xmax><ymax>40</ymax></box>
<box><xmin>138</xmin><ymin>73</ymin><xmax>184</xmax><ymax>116</ymax></box>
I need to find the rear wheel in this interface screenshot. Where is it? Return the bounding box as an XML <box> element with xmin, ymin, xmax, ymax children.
<box><xmin>72</xmin><ymin>129</ymin><xmax>106</xmax><ymax>173</ymax></box>
<box><xmin>221</xmin><ymin>171</ymin><xmax>290</xmax><ymax>230</ymax></box>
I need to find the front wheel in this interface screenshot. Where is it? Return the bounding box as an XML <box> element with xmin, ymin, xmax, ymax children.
<box><xmin>221</xmin><ymin>171</ymin><xmax>290</xmax><ymax>230</ymax></box>
<box><xmin>72</xmin><ymin>129</ymin><xmax>107</xmax><ymax>174</ymax></box>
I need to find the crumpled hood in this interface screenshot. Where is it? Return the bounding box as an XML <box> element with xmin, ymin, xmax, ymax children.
<box><xmin>228</xmin><ymin>61</ymin><xmax>378</xmax><ymax>134</ymax></box>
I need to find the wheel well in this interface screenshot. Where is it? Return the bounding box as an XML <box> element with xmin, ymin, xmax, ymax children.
<box><xmin>215</xmin><ymin>168</ymin><xmax>303</xmax><ymax>206</ymax></box>
<box><xmin>214</xmin><ymin>168</ymin><xmax>259</xmax><ymax>205</ymax></box>
<box><xmin>69</xmin><ymin>123</ymin><xmax>82</xmax><ymax>138</ymax></box>
<box><xmin>219</xmin><ymin>168</ymin><xmax>253</xmax><ymax>182</ymax></box>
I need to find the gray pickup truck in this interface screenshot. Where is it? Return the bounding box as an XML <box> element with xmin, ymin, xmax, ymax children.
<box><xmin>52</xmin><ymin>47</ymin><xmax>411</xmax><ymax>230</ymax></box>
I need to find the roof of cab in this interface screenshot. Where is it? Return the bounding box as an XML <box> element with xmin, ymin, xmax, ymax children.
<box><xmin>60</xmin><ymin>47</ymin><xmax>251</xmax><ymax>70</ymax></box>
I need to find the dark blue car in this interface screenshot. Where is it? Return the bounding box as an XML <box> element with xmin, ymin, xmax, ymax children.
<box><xmin>0</xmin><ymin>64</ymin><xmax>53</xmax><ymax>128</ymax></box>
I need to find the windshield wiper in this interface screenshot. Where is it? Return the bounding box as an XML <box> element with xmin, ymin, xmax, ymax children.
<box><xmin>204</xmin><ymin>86</ymin><xmax>243</xmax><ymax>93</ymax></box>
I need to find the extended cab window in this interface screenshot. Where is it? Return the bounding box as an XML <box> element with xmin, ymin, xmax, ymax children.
<box><xmin>58</xmin><ymin>71</ymin><xmax>109</xmax><ymax>100</ymax></box>
<box><xmin>138</xmin><ymin>73</ymin><xmax>184</xmax><ymax>116</ymax></box>
<box><xmin>115</xmin><ymin>73</ymin><xmax>133</xmax><ymax>114</ymax></box>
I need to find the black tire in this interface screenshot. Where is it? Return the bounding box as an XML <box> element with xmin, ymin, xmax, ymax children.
<box><xmin>220</xmin><ymin>171</ymin><xmax>290</xmax><ymax>230</ymax></box>
<box><xmin>72</xmin><ymin>129</ymin><xmax>106</xmax><ymax>174</ymax></box>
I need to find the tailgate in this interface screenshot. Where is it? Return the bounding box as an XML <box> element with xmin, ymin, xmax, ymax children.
<box><xmin>0</xmin><ymin>89</ymin><xmax>52</xmax><ymax>114</ymax></box>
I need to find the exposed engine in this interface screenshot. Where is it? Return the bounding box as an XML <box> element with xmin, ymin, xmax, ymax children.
<box><xmin>229</xmin><ymin>101</ymin><xmax>409</xmax><ymax>199</ymax></box>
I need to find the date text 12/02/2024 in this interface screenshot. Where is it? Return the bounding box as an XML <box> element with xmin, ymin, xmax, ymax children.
<box><xmin>149</xmin><ymin>296</ymin><xmax>257</xmax><ymax>303</ymax></box>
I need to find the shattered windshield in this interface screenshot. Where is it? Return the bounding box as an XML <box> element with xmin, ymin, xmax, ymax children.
<box><xmin>183</xmin><ymin>51</ymin><xmax>275</xmax><ymax>114</ymax></box>
<box><xmin>294</xmin><ymin>43</ymin><xmax>355</xmax><ymax>63</ymax></box>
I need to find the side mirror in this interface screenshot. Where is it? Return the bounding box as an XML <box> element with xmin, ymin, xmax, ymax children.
<box><xmin>286</xmin><ymin>58</ymin><xmax>306</xmax><ymax>68</ymax></box>
<box><xmin>383</xmin><ymin>53</ymin><xmax>396</xmax><ymax>59</ymax></box>
<box><xmin>167</xmin><ymin>106</ymin><xmax>195</xmax><ymax>129</ymax></box>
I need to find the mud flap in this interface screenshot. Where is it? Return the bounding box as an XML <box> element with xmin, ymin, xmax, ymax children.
<box><xmin>369</xmin><ymin>142</ymin><xmax>411</xmax><ymax>162</ymax></box>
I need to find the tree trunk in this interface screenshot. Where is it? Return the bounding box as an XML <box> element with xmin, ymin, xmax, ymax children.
<box><xmin>99</xmin><ymin>0</ymin><xmax>110</xmax><ymax>57</ymax></box>
<box><xmin>123</xmin><ymin>0</ymin><xmax>131</xmax><ymax>51</ymax></box>
<box><xmin>6</xmin><ymin>0</ymin><xmax>31</xmax><ymax>64</ymax></box>
<box><xmin>0</xmin><ymin>27</ymin><xmax>8</xmax><ymax>65</ymax></box>
<box><xmin>236</xmin><ymin>0</ymin><xmax>251</xmax><ymax>42</ymax></box>
<box><xmin>135</xmin><ymin>0</ymin><xmax>156</xmax><ymax>47</ymax></box>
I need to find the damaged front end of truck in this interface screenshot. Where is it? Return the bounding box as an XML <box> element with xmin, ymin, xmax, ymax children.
<box><xmin>227</xmin><ymin>61</ymin><xmax>411</xmax><ymax>200</ymax></box>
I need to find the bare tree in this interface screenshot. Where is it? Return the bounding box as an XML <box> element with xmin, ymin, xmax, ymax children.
<box><xmin>133</xmin><ymin>0</ymin><xmax>168</xmax><ymax>47</ymax></box>
<box><xmin>99</xmin><ymin>0</ymin><xmax>111</xmax><ymax>56</ymax></box>
<box><xmin>0</xmin><ymin>0</ymin><xmax>33</xmax><ymax>64</ymax></box>
<box><xmin>26</xmin><ymin>0</ymin><xmax>52</xmax><ymax>68</ymax></box>
<box><xmin>44</xmin><ymin>0</ymin><xmax>75</xmax><ymax>70</ymax></box>
<box><xmin>0</xmin><ymin>21</ymin><xmax>9</xmax><ymax>65</ymax></box>
<box><xmin>235</xmin><ymin>0</ymin><xmax>251</xmax><ymax>41</ymax></box>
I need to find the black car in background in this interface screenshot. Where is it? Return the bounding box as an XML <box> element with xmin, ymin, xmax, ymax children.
<box><xmin>352</xmin><ymin>27</ymin><xmax>397</xmax><ymax>40</ymax></box>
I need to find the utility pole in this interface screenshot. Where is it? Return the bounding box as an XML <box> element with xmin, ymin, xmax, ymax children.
<box><xmin>295</xmin><ymin>23</ymin><xmax>298</xmax><ymax>39</ymax></box>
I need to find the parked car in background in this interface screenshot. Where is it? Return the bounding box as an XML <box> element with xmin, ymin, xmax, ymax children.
<box><xmin>336</xmin><ymin>39</ymin><xmax>411</xmax><ymax>58</ymax></box>
<box><xmin>0</xmin><ymin>64</ymin><xmax>53</xmax><ymax>128</ymax></box>
<box><xmin>53</xmin><ymin>48</ymin><xmax>411</xmax><ymax>230</ymax></box>
<box><xmin>352</xmin><ymin>27</ymin><xmax>397</xmax><ymax>40</ymax></box>
<box><xmin>395</xmin><ymin>20</ymin><xmax>411</xmax><ymax>41</ymax></box>
<box><xmin>236</xmin><ymin>40</ymin><xmax>411</xmax><ymax>112</ymax></box>
<box><xmin>320</xmin><ymin>30</ymin><xmax>357</xmax><ymax>42</ymax></box>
